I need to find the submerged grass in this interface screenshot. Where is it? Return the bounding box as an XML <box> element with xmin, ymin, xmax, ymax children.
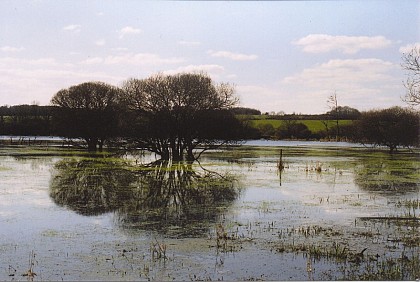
<box><xmin>343</xmin><ymin>252</ymin><xmax>420</xmax><ymax>281</ymax></box>
<box><xmin>272</xmin><ymin>222</ymin><xmax>420</xmax><ymax>280</ymax></box>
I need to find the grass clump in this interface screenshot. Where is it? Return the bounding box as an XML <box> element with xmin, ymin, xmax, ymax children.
<box><xmin>343</xmin><ymin>252</ymin><xmax>420</xmax><ymax>280</ymax></box>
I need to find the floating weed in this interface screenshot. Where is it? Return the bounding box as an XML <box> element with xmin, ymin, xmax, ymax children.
<box><xmin>343</xmin><ymin>252</ymin><xmax>420</xmax><ymax>280</ymax></box>
<box><xmin>350</xmin><ymin>201</ymin><xmax>363</xmax><ymax>207</ymax></box>
<box><xmin>8</xmin><ymin>265</ymin><xmax>17</xmax><ymax>278</ymax></box>
<box><xmin>396</xmin><ymin>198</ymin><xmax>420</xmax><ymax>209</ymax></box>
<box><xmin>396</xmin><ymin>198</ymin><xmax>420</xmax><ymax>218</ymax></box>
<box><xmin>271</xmin><ymin>217</ymin><xmax>420</xmax><ymax>280</ymax></box>
<box><xmin>40</xmin><ymin>229</ymin><xmax>60</xmax><ymax>237</ymax></box>
<box><xmin>214</xmin><ymin>223</ymin><xmax>245</xmax><ymax>253</ymax></box>
<box><xmin>216</xmin><ymin>223</ymin><xmax>230</xmax><ymax>251</ymax></box>
<box><xmin>150</xmin><ymin>239</ymin><xmax>167</xmax><ymax>261</ymax></box>
<box><xmin>258</xmin><ymin>201</ymin><xmax>271</xmax><ymax>213</ymax></box>
<box><xmin>21</xmin><ymin>250</ymin><xmax>37</xmax><ymax>281</ymax></box>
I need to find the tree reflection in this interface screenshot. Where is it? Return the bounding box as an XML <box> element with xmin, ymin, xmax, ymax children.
<box><xmin>50</xmin><ymin>158</ymin><xmax>136</xmax><ymax>215</ymax></box>
<box><xmin>49</xmin><ymin>158</ymin><xmax>239</xmax><ymax>236</ymax></box>
<box><xmin>353</xmin><ymin>155</ymin><xmax>419</xmax><ymax>194</ymax></box>
<box><xmin>117</xmin><ymin>161</ymin><xmax>239</xmax><ymax>236</ymax></box>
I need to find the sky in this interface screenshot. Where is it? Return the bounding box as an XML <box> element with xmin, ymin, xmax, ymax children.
<box><xmin>0</xmin><ymin>1</ymin><xmax>419</xmax><ymax>114</ymax></box>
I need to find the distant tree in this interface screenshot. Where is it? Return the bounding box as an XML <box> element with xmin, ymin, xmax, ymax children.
<box><xmin>355</xmin><ymin>107</ymin><xmax>419</xmax><ymax>153</ymax></box>
<box><xmin>0</xmin><ymin>106</ymin><xmax>8</xmax><ymax>134</ymax></box>
<box><xmin>230</xmin><ymin>107</ymin><xmax>261</xmax><ymax>115</ymax></box>
<box><xmin>120</xmin><ymin>73</ymin><xmax>240</xmax><ymax>161</ymax></box>
<box><xmin>258</xmin><ymin>123</ymin><xmax>275</xmax><ymax>138</ymax></box>
<box><xmin>326</xmin><ymin>106</ymin><xmax>361</xmax><ymax>120</ymax></box>
<box><xmin>50</xmin><ymin>81</ymin><xmax>122</xmax><ymax>151</ymax></box>
<box><xmin>0</xmin><ymin>105</ymin><xmax>53</xmax><ymax>136</ymax></box>
<box><xmin>276</xmin><ymin>120</ymin><xmax>311</xmax><ymax>140</ymax></box>
<box><xmin>401</xmin><ymin>46</ymin><xmax>420</xmax><ymax>106</ymax></box>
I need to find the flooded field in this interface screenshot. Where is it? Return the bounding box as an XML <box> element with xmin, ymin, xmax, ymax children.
<box><xmin>0</xmin><ymin>142</ymin><xmax>419</xmax><ymax>281</ymax></box>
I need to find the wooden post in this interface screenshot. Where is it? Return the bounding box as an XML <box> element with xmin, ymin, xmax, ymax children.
<box><xmin>278</xmin><ymin>149</ymin><xmax>284</xmax><ymax>170</ymax></box>
<box><xmin>280</xmin><ymin>149</ymin><xmax>283</xmax><ymax>165</ymax></box>
<box><xmin>279</xmin><ymin>149</ymin><xmax>283</xmax><ymax>186</ymax></box>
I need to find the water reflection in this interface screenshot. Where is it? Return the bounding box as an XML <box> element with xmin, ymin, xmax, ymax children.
<box><xmin>118</xmin><ymin>161</ymin><xmax>239</xmax><ymax>236</ymax></box>
<box><xmin>50</xmin><ymin>159</ymin><xmax>136</xmax><ymax>215</ymax></box>
<box><xmin>49</xmin><ymin>158</ymin><xmax>239</xmax><ymax>236</ymax></box>
<box><xmin>353</xmin><ymin>155</ymin><xmax>419</xmax><ymax>194</ymax></box>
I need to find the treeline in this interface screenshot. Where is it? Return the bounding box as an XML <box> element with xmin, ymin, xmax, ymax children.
<box><xmin>248</xmin><ymin>107</ymin><xmax>419</xmax><ymax>152</ymax></box>
<box><xmin>0</xmin><ymin>104</ymin><xmax>359</xmax><ymax>137</ymax></box>
<box><xmin>0</xmin><ymin>105</ymin><xmax>54</xmax><ymax>136</ymax></box>
<box><xmin>0</xmin><ymin>104</ymin><xmax>259</xmax><ymax>138</ymax></box>
<box><xmin>243</xmin><ymin>105</ymin><xmax>362</xmax><ymax>120</ymax></box>
<box><xmin>1</xmin><ymin>103</ymin><xmax>418</xmax><ymax>153</ymax></box>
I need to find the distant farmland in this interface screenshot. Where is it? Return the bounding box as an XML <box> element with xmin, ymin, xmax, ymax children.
<box><xmin>238</xmin><ymin>115</ymin><xmax>353</xmax><ymax>133</ymax></box>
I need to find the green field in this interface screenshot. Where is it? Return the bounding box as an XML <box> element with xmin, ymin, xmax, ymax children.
<box><xmin>238</xmin><ymin>115</ymin><xmax>353</xmax><ymax>133</ymax></box>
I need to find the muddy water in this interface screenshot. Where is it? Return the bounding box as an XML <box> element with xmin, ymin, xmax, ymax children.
<box><xmin>0</xmin><ymin>144</ymin><xmax>419</xmax><ymax>281</ymax></box>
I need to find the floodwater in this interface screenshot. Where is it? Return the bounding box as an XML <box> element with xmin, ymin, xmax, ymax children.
<box><xmin>0</xmin><ymin>141</ymin><xmax>419</xmax><ymax>281</ymax></box>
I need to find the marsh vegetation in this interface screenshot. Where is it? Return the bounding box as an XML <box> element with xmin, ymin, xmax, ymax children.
<box><xmin>0</xmin><ymin>142</ymin><xmax>419</xmax><ymax>280</ymax></box>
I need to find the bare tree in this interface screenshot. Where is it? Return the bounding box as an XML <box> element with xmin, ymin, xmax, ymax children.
<box><xmin>355</xmin><ymin>107</ymin><xmax>419</xmax><ymax>153</ymax></box>
<box><xmin>401</xmin><ymin>46</ymin><xmax>420</xmax><ymax>106</ymax></box>
<box><xmin>324</xmin><ymin>92</ymin><xmax>339</xmax><ymax>141</ymax></box>
<box><xmin>51</xmin><ymin>81</ymin><xmax>122</xmax><ymax>151</ymax></box>
<box><xmin>120</xmin><ymin>72</ymin><xmax>241</xmax><ymax>161</ymax></box>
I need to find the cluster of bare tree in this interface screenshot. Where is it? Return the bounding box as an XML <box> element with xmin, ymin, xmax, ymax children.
<box><xmin>50</xmin><ymin>73</ymin><xmax>250</xmax><ymax>160</ymax></box>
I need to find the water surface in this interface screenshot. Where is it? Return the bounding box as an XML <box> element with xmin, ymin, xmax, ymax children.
<box><xmin>0</xmin><ymin>143</ymin><xmax>419</xmax><ymax>280</ymax></box>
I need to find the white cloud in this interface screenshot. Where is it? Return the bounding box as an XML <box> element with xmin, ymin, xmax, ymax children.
<box><xmin>95</xmin><ymin>39</ymin><xmax>106</xmax><ymax>46</ymax></box>
<box><xmin>1</xmin><ymin>46</ymin><xmax>25</xmax><ymax>52</ymax></box>
<box><xmin>0</xmin><ymin>57</ymin><xmax>58</xmax><ymax>67</ymax></box>
<box><xmin>163</xmin><ymin>64</ymin><xmax>225</xmax><ymax>77</ymax></box>
<box><xmin>178</xmin><ymin>40</ymin><xmax>201</xmax><ymax>47</ymax></box>
<box><xmin>112</xmin><ymin>47</ymin><xmax>129</xmax><ymax>52</ymax></box>
<box><xmin>208</xmin><ymin>50</ymin><xmax>258</xmax><ymax>61</ymax></box>
<box><xmin>105</xmin><ymin>53</ymin><xmax>183</xmax><ymax>65</ymax></box>
<box><xmin>236</xmin><ymin>85</ymin><xmax>284</xmax><ymax>112</ymax></box>
<box><xmin>118</xmin><ymin>26</ymin><xmax>142</xmax><ymax>39</ymax></box>
<box><xmin>164</xmin><ymin>64</ymin><xmax>225</xmax><ymax>74</ymax></box>
<box><xmin>0</xmin><ymin>56</ymin><xmax>124</xmax><ymax>105</ymax></box>
<box><xmin>80</xmin><ymin>57</ymin><xmax>103</xmax><ymax>65</ymax></box>
<box><xmin>399</xmin><ymin>42</ymin><xmax>420</xmax><ymax>54</ymax></box>
<box><xmin>293</xmin><ymin>34</ymin><xmax>392</xmax><ymax>54</ymax></box>
<box><xmin>79</xmin><ymin>53</ymin><xmax>184</xmax><ymax>66</ymax></box>
<box><xmin>62</xmin><ymin>24</ymin><xmax>81</xmax><ymax>33</ymax></box>
<box><xmin>279</xmin><ymin>58</ymin><xmax>402</xmax><ymax>112</ymax></box>
<box><xmin>283</xmin><ymin>58</ymin><xmax>395</xmax><ymax>87</ymax></box>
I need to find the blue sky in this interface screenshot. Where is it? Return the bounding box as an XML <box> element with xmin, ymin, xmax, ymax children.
<box><xmin>0</xmin><ymin>1</ymin><xmax>419</xmax><ymax>113</ymax></box>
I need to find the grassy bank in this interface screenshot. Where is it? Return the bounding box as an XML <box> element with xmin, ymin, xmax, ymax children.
<box><xmin>237</xmin><ymin>115</ymin><xmax>353</xmax><ymax>133</ymax></box>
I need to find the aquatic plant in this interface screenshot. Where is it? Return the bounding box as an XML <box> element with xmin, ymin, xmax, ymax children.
<box><xmin>21</xmin><ymin>250</ymin><xmax>37</xmax><ymax>281</ymax></box>
<box><xmin>150</xmin><ymin>239</ymin><xmax>167</xmax><ymax>261</ymax></box>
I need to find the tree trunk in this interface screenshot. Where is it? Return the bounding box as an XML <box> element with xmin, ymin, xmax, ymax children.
<box><xmin>98</xmin><ymin>139</ymin><xmax>104</xmax><ymax>152</ymax></box>
<box><xmin>86</xmin><ymin>138</ymin><xmax>98</xmax><ymax>151</ymax></box>
<box><xmin>185</xmin><ymin>139</ymin><xmax>195</xmax><ymax>161</ymax></box>
<box><xmin>389</xmin><ymin>144</ymin><xmax>397</xmax><ymax>154</ymax></box>
<box><xmin>186</xmin><ymin>147</ymin><xmax>194</xmax><ymax>161</ymax></box>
